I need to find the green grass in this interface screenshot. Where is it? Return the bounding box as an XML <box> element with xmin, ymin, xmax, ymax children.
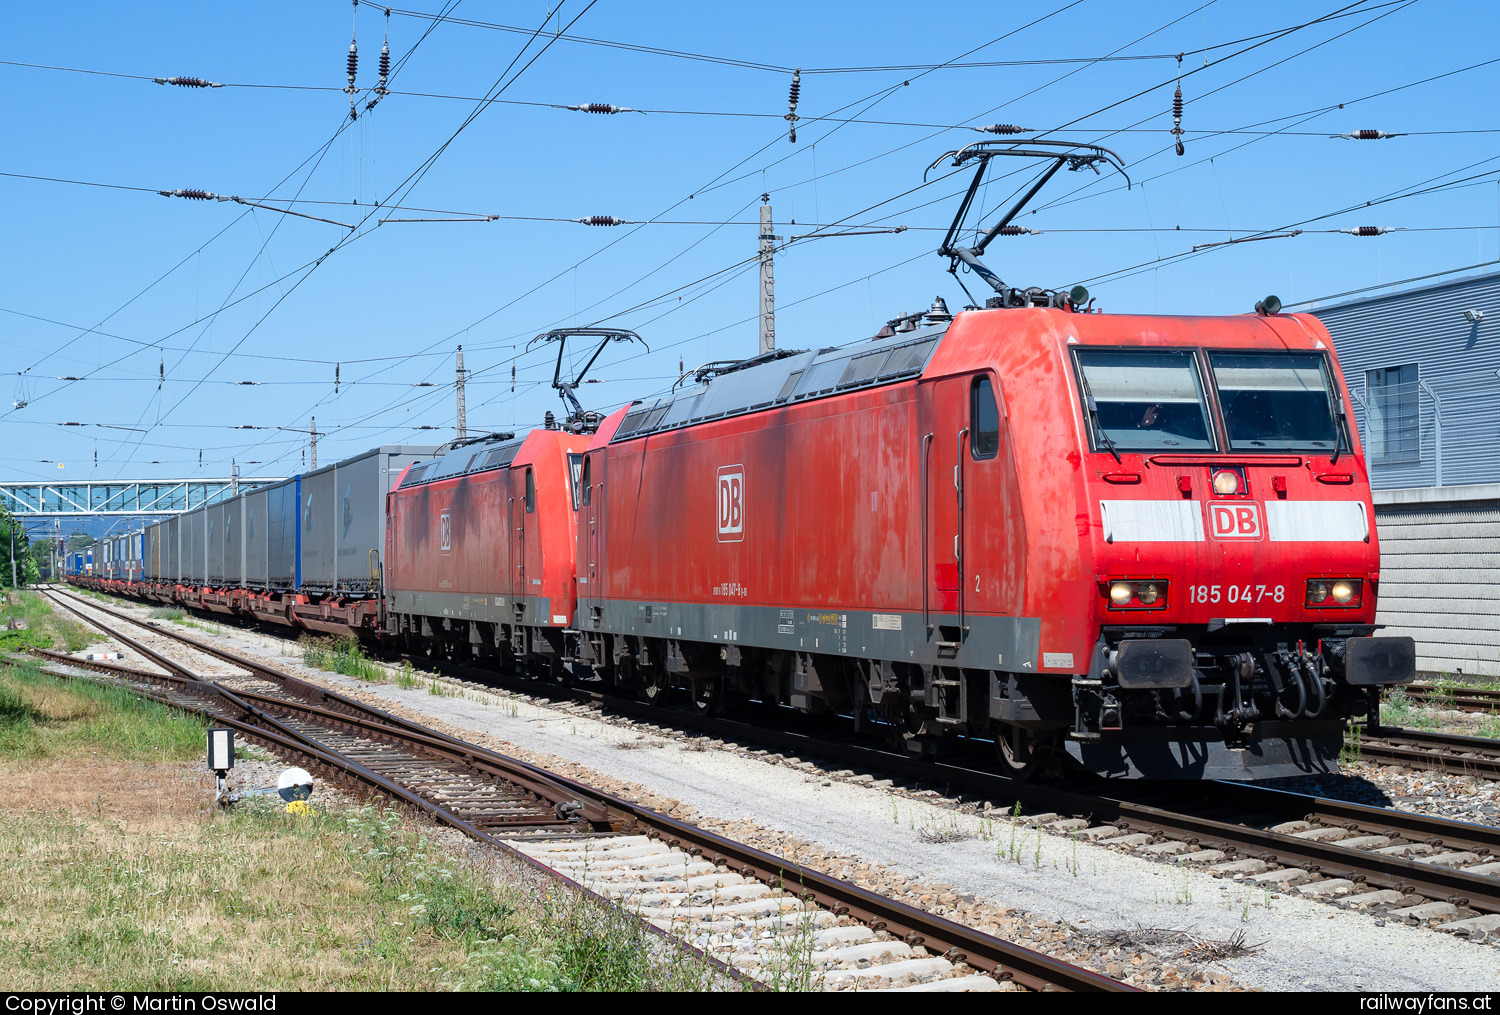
<box><xmin>302</xmin><ymin>635</ymin><xmax>387</xmax><ymax>682</ymax></box>
<box><xmin>0</xmin><ymin>664</ymin><xmax>724</xmax><ymax>992</ymax></box>
<box><xmin>1475</xmin><ymin>713</ymin><xmax>1500</xmax><ymax>740</ymax></box>
<box><xmin>0</xmin><ymin>592</ymin><xmax>93</xmax><ymax>654</ymax></box>
<box><xmin>0</xmin><ymin>661</ymin><xmax>205</xmax><ymax>761</ymax></box>
<box><xmin>0</xmin><ymin>796</ymin><xmax>717</xmax><ymax>992</ymax></box>
<box><xmin>148</xmin><ymin>607</ymin><xmax>185</xmax><ymax>622</ymax></box>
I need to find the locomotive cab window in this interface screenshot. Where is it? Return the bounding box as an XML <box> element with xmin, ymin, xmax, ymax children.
<box><xmin>567</xmin><ymin>453</ymin><xmax>584</xmax><ymax>511</ymax></box>
<box><xmin>524</xmin><ymin>467</ymin><xmax>536</xmax><ymax>513</ymax></box>
<box><xmin>1208</xmin><ymin>351</ymin><xmax>1344</xmax><ymax>452</ymax></box>
<box><xmin>1072</xmin><ymin>349</ymin><xmax>1214</xmax><ymax>452</ymax></box>
<box><xmin>971</xmin><ymin>376</ymin><xmax>1000</xmax><ymax>459</ymax></box>
<box><xmin>580</xmin><ymin>456</ymin><xmax>592</xmax><ymax>507</ymax></box>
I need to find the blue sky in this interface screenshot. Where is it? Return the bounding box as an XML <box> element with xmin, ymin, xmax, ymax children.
<box><xmin>3</xmin><ymin>0</ymin><xmax>1497</xmax><ymax>497</ymax></box>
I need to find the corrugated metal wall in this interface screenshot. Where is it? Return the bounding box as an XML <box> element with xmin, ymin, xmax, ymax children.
<box><xmin>1312</xmin><ymin>271</ymin><xmax>1500</xmax><ymax>490</ymax></box>
<box><xmin>1374</xmin><ymin>484</ymin><xmax>1500</xmax><ymax>677</ymax></box>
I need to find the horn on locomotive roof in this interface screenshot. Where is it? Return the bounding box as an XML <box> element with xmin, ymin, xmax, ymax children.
<box><xmin>926</xmin><ymin>139</ymin><xmax>1130</xmax><ymax>310</ymax></box>
<box><xmin>526</xmin><ymin>328</ymin><xmax>648</xmax><ymax>434</ymax></box>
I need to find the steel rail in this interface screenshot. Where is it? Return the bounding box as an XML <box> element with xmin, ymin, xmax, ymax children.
<box><xmin>527</xmin><ymin>690</ymin><xmax>1500</xmax><ymax>916</ymax></box>
<box><xmin>37</xmin><ymin>590</ymin><xmax>610</xmax><ymax>829</ymax></box>
<box><xmin>1401</xmin><ymin>684</ymin><xmax>1500</xmax><ymax>714</ymax></box>
<box><xmin>48</xmin><ymin>587</ymin><xmax>460</xmax><ymax>737</ymax></box>
<box><xmin>1353</xmin><ymin>726</ymin><xmax>1500</xmax><ymax>780</ymax></box>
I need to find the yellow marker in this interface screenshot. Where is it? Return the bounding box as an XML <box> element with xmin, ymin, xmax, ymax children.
<box><xmin>285</xmin><ymin>800</ymin><xmax>313</xmax><ymax>816</ymax></box>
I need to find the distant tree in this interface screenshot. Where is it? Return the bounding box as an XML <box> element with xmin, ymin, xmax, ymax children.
<box><xmin>28</xmin><ymin>539</ymin><xmax>54</xmax><ymax>580</ymax></box>
<box><xmin>0</xmin><ymin>506</ymin><xmax>38</xmax><ymax>587</ymax></box>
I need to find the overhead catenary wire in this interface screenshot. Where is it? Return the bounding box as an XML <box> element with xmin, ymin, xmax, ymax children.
<box><xmin>18</xmin><ymin>2</ymin><xmax>1489</xmax><ymax>477</ymax></box>
<box><xmin>201</xmin><ymin>0</ymin><xmax>1406</xmax><ymax>473</ymax></box>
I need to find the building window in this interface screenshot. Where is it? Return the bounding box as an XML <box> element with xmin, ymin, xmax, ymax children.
<box><xmin>1365</xmin><ymin>364</ymin><xmax>1419</xmax><ymax>464</ymax></box>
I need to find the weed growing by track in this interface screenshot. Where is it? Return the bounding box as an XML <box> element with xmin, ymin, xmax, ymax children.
<box><xmin>1341</xmin><ymin>722</ymin><xmax>1363</xmax><ymax>765</ymax></box>
<box><xmin>301</xmin><ymin>635</ymin><xmax>386</xmax><ymax>682</ymax></box>
<box><xmin>148</xmin><ymin>607</ymin><xmax>185</xmax><ymax>622</ymax></box>
<box><xmin>0</xmin><ymin>592</ymin><xmax>90</xmax><ymax>654</ymax></box>
<box><xmin>0</xmin><ymin>661</ymin><xmax>205</xmax><ymax>761</ymax></box>
<box><xmin>1476</xmin><ymin>712</ymin><xmax>1500</xmax><ymax>740</ymax></box>
<box><xmin>1381</xmin><ymin>687</ymin><xmax>1439</xmax><ymax>730</ymax></box>
<box><xmin>396</xmin><ymin>660</ymin><xmax>420</xmax><ymax>690</ymax></box>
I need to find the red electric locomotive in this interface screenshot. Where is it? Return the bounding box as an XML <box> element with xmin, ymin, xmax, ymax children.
<box><xmin>564</xmin><ymin>141</ymin><xmax>1414</xmax><ymax>780</ymax></box>
<box><xmin>568</xmin><ymin>302</ymin><xmax>1413</xmax><ymax>779</ymax></box>
<box><xmin>384</xmin><ymin>426</ymin><xmax>589</xmax><ymax>674</ymax></box>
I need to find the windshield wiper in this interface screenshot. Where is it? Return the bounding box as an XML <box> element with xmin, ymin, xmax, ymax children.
<box><xmin>1077</xmin><ymin>370</ymin><xmax>1121</xmax><ymax>464</ymax></box>
<box><xmin>1331</xmin><ymin>397</ymin><xmax>1348</xmax><ymax>465</ymax></box>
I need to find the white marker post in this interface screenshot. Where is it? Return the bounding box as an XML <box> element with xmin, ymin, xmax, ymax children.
<box><xmin>207</xmin><ymin>727</ymin><xmax>235</xmax><ymax>807</ymax></box>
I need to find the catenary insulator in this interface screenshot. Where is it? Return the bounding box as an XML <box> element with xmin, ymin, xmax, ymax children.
<box><xmin>377</xmin><ymin>41</ymin><xmax>390</xmax><ymax>93</ymax></box>
<box><xmin>785</xmin><ymin>69</ymin><xmax>801</xmax><ymax>143</ymax></box>
<box><xmin>1171</xmin><ymin>84</ymin><xmax>1185</xmax><ymax>156</ymax></box>
<box><xmin>973</xmin><ymin>123</ymin><xmax>1028</xmax><ymax>134</ymax></box>
<box><xmin>1336</xmin><ymin>129</ymin><xmax>1398</xmax><ymax>140</ymax></box>
<box><xmin>994</xmin><ymin>225</ymin><xmax>1041</xmax><ymax>236</ymax></box>
<box><xmin>161</xmin><ymin>188</ymin><xmax>216</xmax><ymax>200</ymax></box>
<box><xmin>1340</xmin><ymin>226</ymin><xmax>1395</xmax><ymax>236</ymax></box>
<box><xmin>567</xmin><ymin>102</ymin><xmax>640</xmax><ymax>114</ymax></box>
<box><xmin>576</xmin><ymin>215</ymin><xmax>624</xmax><ymax>226</ymax></box>
<box><xmin>154</xmin><ymin>76</ymin><xmax>223</xmax><ymax>88</ymax></box>
<box><xmin>345</xmin><ymin>40</ymin><xmax>358</xmax><ymax>94</ymax></box>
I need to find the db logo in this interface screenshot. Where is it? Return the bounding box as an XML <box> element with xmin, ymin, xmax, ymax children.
<box><xmin>440</xmin><ymin>510</ymin><xmax>452</xmax><ymax>553</ymax></box>
<box><xmin>717</xmin><ymin>466</ymin><xmax>744</xmax><ymax>542</ymax></box>
<box><xmin>1208</xmin><ymin>502</ymin><xmax>1262</xmax><ymax>540</ymax></box>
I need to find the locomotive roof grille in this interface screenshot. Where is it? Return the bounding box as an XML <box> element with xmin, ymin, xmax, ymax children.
<box><xmin>611</xmin><ymin>328</ymin><xmax>944</xmax><ymax>443</ymax></box>
<box><xmin>397</xmin><ymin>437</ymin><xmax>526</xmax><ymax>489</ymax></box>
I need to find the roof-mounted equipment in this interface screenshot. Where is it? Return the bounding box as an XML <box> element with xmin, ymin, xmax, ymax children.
<box><xmin>526</xmin><ymin>328</ymin><xmax>647</xmax><ymax>434</ymax></box>
<box><xmin>927</xmin><ymin>139</ymin><xmax>1129</xmax><ymax>311</ymax></box>
<box><xmin>673</xmin><ymin>347</ymin><xmax>805</xmax><ymax>391</ymax></box>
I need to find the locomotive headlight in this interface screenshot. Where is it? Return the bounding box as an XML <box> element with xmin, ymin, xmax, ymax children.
<box><xmin>1136</xmin><ymin>582</ymin><xmax>1160</xmax><ymax>605</ymax></box>
<box><xmin>1109</xmin><ymin>581</ymin><xmax>1134</xmax><ymax>606</ymax></box>
<box><xmin>1211</xmin><ymin>470</ymin><xmax>1241</xmax><ymax>495</ymax></box>
<box><xmin>1307</xmin><ymin>578</ymin><xmax>1361</xmax><ymax>607</ymax></box>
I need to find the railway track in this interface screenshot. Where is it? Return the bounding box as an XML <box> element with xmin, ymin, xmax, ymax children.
<box><xmin>1354</xmin><ymin>725</ymin><xmax>1500</xmax><ymax>781</ymax></box>
<box><xmin>339</xmin><ymin>620</ymin><xmax>1500</xmax><ymax>944</ymax></box>
<box><xmin>26</xmin><ymin>586</ymin><xmax>1130</xmax><ymax>992</ymax></box>
<box><xmin>60</xmin><ymin>585</ymin><xmax>1500</xmax><ymax>947</ymax></box>
<box><xmin>1399</xmin><ymin>683</ymin><xmax>1500</xmax><ymax>715</ymax></box>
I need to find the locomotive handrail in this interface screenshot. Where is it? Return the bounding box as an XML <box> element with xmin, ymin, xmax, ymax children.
<box><xmin>920</xmin><ymin>432</ymin><xmax>933</xmax><ymax>633</ymax></box>
<box><xmin>957</xmin><ymin>426</ymin><xmax>969</xmax><ymax>635</ymax></box>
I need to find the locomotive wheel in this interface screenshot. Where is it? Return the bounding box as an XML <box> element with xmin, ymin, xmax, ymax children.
<box><xmin>691</xmin><ymin>678</ymin><xmax>723</xmax><ymax>716</ymax></box>
<box><xmin>995</xmin><ymin>725</ymin><xmax>1039</xmax><ymax>782</ymax></box>
<box><xmin>641</xmin><ymin>668</ymin><xmax>671</xmax><ymax>706</ymax></box>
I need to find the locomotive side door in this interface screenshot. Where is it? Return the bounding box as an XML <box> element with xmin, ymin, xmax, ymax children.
<box><xmin>918</xmin><ymin>374</ymin><xmax>971</xmax><ymax>639</ymax></box>
<box><xmin>578</xmin><ymin>454</ymin><xmax>598</xmax><ymax>588</ymax></box>
<box><xmin>508</xmin><ymin>481</ymin><xmax>525</xmax><ymax>600</ymax></box>
<box><xmin>521</xmin><ymin>466</ymin><xmax>539</xmax><ymax>597</ymax></box>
